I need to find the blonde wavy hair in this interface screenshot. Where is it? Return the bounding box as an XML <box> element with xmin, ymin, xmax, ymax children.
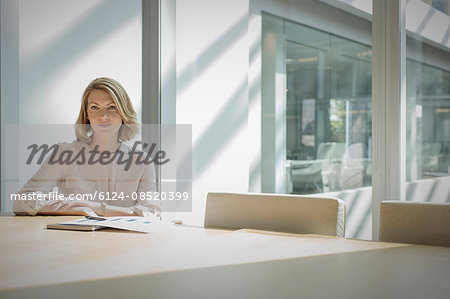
<box><xmin>75</xmin><ymin>77</ymin><xmax>139</xmax><ymax>143</ymax></box>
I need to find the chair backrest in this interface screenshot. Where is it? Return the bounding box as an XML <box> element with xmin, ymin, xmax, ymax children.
<box><xmin>379</xmin><ymin>201</ymin><xmax>450</xmax><ymax>247</ymax></box>
<box><xmin>343</xmin><ymin>142</ymin><xmax>366</xmax><ymax>161</ymax></box>
<box><xmin>332</xmin><ymin>143</ymin><xmax>346</xmax><ymax>160</ymax></box>
<box><xmin>204</xmin><ymin>192</ymin><xmax>346</xmax><ymax>237</ymax></box>
<box><xmin>316</xmin><ymin>142</ymin><xmax>336</xmax><ymax>160</ymax></box>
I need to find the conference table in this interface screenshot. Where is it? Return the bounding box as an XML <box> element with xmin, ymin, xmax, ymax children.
<box><xmin>0</xmin><ymin>216</ymin><xmax>449</xmax><ymax>298</ymax></box>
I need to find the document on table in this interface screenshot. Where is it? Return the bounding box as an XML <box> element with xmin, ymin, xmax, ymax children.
<box><xmin>47</xmin><ymin>216</ymin><xmax>174</xmax><ymax>233</ymax></box>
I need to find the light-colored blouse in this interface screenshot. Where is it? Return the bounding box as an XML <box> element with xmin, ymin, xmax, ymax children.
<box><xmin>13</xmin><ymin>140</ymin><xmax>159</xmax><ymax>217</ymax></box>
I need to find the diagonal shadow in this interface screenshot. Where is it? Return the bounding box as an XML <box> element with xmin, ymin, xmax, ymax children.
<box><xmin>415</xmin><ymin>7</ymin><xmax>436</xmax><ymax>35</ymax></box>
<box><xmin>346</xmin><ymin>189</ymin><xmax>362</xmax><ymax>218</ymax></box>
<box><xmin>248</xmin><ymin>36</ymin><xmax>263</xmax><ymax>191</ymax></box>
<box><xmin>426</xmin><ymin>179</ymin><xmax>440</xmax><ymax>202</ymax></box>
<box><xmin>176</xmin><ymin>14</ymin><xmax>248</xmax><ymax>97</ymax></box>
<box><xmin>442</xmin><ymin>25</ymin><xmax>450</xmax><ymax>46</ymax></box>
<box><xmin>21</xmin><ymin>0</ymin><xmax>139</xmax><ymax>97</ymax></box>
<box><xmin>176</xmin><ymin>15</ymin><xmax>249</xmax><ymax>179</ymax></box>
<box><xmin>249</xmin><ymin>160</ymin><xmax>260</xmax><ymax>191</ymax></box>
<box><xmin>354</xmin><ymin>198</ymin><xmax>372</xmax><ymax>239</ymax></box>
<box><xmin>249</xmin><ymin>33</ymin><xmax>261</xmax><ymax>67</ymax></box>
<box><xmin>180</xmin><ymin>80</ymin><xmax>248</xmax><ymax>177</ymax></box>
<box><xmin>406</xmin><ymin>181</ymin><xmax>417</xmax><ymax>201</ymax></box>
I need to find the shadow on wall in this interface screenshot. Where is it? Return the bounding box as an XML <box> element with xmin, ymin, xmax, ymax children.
<box><xmin>21</xmin><ymin>0</ymin><xmax>139</xmax><ymax>118</ymax></box>
<box><xmin>20</xmin><ymin>0</ymin><xmax>251</xmax><ymax>181</ymax></box>
<box><xmin>248</xmin><ymin>34</ymin><xmax>262</xmax><ymax>191</ymax></box>
<box><xmin>17</xmin><ymin>1</ymin><xmax>250</xmax><ymax>216</ymax></box>
<box><xmin>176</xmin><ymin>15</ymin><xmax>248</xmax><ymax>95</ymax></box>
<box><xmin>177</xmin><ymin>15</ymin><xmax>249</xmax><ymax>179</ymax></box>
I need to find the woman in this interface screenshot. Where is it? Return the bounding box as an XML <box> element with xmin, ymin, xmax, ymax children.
<box><xmin>14</xmin><ymin>77</ymin><xmax>160</xmax><ymax>217</ymax></box>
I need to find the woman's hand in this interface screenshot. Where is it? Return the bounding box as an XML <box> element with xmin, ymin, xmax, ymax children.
<box><xmin>71</xmin><ymin>199</ymin><xmax>136</xmax><ymax>216</ymax></box>
<box><xmin>70</xmin><ymin>200</ymin><xmax>103</xmax><ymax>215</ymax></box>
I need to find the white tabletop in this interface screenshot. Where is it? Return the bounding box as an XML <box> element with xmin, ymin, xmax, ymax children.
<box><xmin>1</xmin><ymin>216</ymin><xmax>449</xmax><ymax>298</ymax></box>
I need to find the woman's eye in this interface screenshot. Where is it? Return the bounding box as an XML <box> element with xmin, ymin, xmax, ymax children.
<box><xmin>90</xmin><ymin>106</ymin><xmax>99</xmax><ymax>110</ymax></box>
<box><xmin>108</xmin><ymin>106</ymin><xmax>117</xmax><ymax>110</ymax></box>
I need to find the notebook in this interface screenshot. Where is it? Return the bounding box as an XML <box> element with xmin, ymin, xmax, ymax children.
<box><xmin>47</xmin><ymin>216</ymin><xmax>173</xmax><ymax>233</ymax></box>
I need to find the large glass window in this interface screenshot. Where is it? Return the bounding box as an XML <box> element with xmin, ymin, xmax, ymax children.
<box><xmin>405</xmin><ymin>0</ymin><xmax>450</xmax><ymax>204</ymax></box>
<box><xmin>261</xmin><ymin>11</ymin><xmax>374</xmax><ymax>239</ymax></box>
<box><xmin>262</xmin><ymin>3</ymin><xmax>449</xmax><ymax>239</ymax></box>
<box><xmin>284</xmin><ymin>20</ymin><xmax>372</xmax><ymax>195</ymax></box>
<box><xmin>263</xmin><ymin>13</ymin><xmax>449</xmax><ymax>197</ymax></box>
<box><xmin>406</xmin><ymin>59</ymin><xmax>450</xmax><ymax>181</ymax></box>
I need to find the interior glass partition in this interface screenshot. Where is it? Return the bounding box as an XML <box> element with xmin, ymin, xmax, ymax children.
<box><xmin>406</xmin><ymin>60</ymin><xmax>450</xmax><ymax>181</ymax></box>
<box><xmin>261</xmin><ymin>3</ymin><xmax>449</xmax><ymax>239</ymax></box>
<box><xmin>405</xmin><ymin>1</ymin><xmax>450</xmax><ymax>203</ymax></box>
<box><xmin>284</xmin><ymin>20</ymin><xmax>373</xmax><ymax>195</ymax></box>
<box><xmin>262</xmin><ymin>10</ymin><xmax>449</xmax><ymax>198</ymax></box>
<box><xmin>261</xmin><ymin>11</ymin><xmax>374</xmax><ymax>239</ymax></box>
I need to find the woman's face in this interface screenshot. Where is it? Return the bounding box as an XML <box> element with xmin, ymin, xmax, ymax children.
<box><xmin>87</xmin><ymin>89</ymin><xmax>123</xmax><ymax>137</ymax></box>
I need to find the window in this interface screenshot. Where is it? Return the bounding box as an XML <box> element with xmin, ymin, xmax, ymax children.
<box><xmin>262</xmin><ymin>13</ymin><xmax>373</xmax><ymax>196</ymax></box>
<box><xmin>405</xmin><ymin>1</ymin><xmax>450</xmax><ymax>203</ymax></box>
<box><xmin>262</xmin><ymin>9</ymin><xmax>449</xmax><ymax>196</ymax></box>
<box><xmin>406</xmin><ymin>59</ymin><xmax>450</xmax><ymax>181</ymax></box>
<box><xmin>284</xmin><ymin>21</ymin><xmax>372</xmax><ymax>194</ymax></box>
<box><xmin>261</xmin><ymin>1</ymin><xmax>450</xmax><ymax>239</ymax></box>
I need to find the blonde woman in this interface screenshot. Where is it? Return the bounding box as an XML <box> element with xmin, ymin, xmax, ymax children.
<box><xmin>14</xmin><ymin>77</ymin><xmax>160</xmax><ymax>217</ymax></box>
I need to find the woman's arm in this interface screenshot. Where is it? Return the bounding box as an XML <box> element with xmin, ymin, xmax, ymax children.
<box><xmin>14</xmin><ymin>143</ymin><xmax>159</xmax><ymax>217</ymax></box>
<box><xmin>14</xmin><ymin>152</ymin><xmax>65</xmax><ymax>215</ymax></box>
<box><xmin>14</xmin><ymin>192</ymin><xmax>104</xmax><ymax>216</ymax></box>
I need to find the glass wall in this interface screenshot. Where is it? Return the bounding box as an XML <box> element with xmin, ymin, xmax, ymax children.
<box><xmin>260</xmin><ymin>0</ymin><xmax>449</xmax><ymax>239</ymax></box>
<box><xmin>405</xmin><ymin>0</ymin><xmax>450</xmax><ymax>204</ymax></box>
<box><xmin>406</xmin><ymin>59</ymin><xmax>450</xmax><ymax>181</ymax></box>
<box><xmin>263</xmin><ymin>10</ymin><xmax>449</xmax><ymax>197</ymax></box>
<box><xmin>284</xmin><ymin>20</ymin><xmax>372</xmax><ymax>194</ymax></box>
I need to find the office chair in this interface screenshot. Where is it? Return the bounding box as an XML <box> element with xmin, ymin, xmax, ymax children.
<box><xmin>204</xmin><ymin>192</ymin><xmax>346</xmax><ymax>237</ymax></box>
<box><xmin>379</xmin><ymin>200</ymin><xmax>450</xmax><ymax>247</ymax></box>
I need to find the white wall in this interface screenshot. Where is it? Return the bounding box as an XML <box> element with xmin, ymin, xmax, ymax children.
<box><xmin>1</xmin><ymin>0</ymin><xmax>142</xmax><ymax>211</ymax></box>
<box><xmin>18</xmin><ymin>0</ymin><xmax>142</xmax><ymax>124</ymax></box>
<box><xmin>1</xmin><ymin>0</ymin><xmax>20</xmax><ymax>212</ymax></box>
<box><xmin>174</xmin><ymin>0</ymin><xmax>250</xmax><ymax>225</ymax></box>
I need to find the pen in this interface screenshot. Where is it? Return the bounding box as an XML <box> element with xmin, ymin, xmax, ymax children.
<box><xmin>85</xmin><ymin>215</ymin><xmax>107</xmax><ymax>221</ymax></box>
